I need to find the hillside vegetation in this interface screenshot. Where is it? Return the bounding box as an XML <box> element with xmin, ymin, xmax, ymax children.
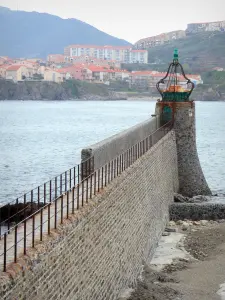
<box><xmin>0</xmin><ymin>6</ymin><xmax>130</xmax><ymax>58</ymax></box>
<box><xmin>192</xmin><ymin>71</ymin><xmax>225</xmax><ymax>101</ymax></box>
<box><xmin>147</xmin><ymin>32</ymin><xmax>225</xmax><ymax>73</ymax></box>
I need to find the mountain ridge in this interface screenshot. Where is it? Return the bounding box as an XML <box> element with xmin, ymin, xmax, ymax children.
<box><xmin>0</xmin><ymin>6</ymin><xmax>131</xmax><ymax>58</ymax></box>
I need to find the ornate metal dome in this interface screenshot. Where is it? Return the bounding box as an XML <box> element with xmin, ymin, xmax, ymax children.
<box><xmin>156</xmin><ymin>49</ymin><xmax>195</xmax><ymax>102</ymax></box>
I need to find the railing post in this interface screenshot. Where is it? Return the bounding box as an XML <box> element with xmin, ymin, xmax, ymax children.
<box><xmin>77</xmin><ymin>165</ymin><xmax>80</xmax><ymax>185</ymax></box>
<box><xmin>0</xmin><ymin>206</ymin><xmax>1</xmax><ymax>238</ymax></box>
<box><xmin>94</xmin><ymin>171</ymin><xmax>97</xmax><ymax>195</ymax></box>
<box><xmin>24</xmin><ymin>194</ymin><xmax>27</xmax><ymax>219</ymax></box>
<box><xmin>14</xmin><ymin>226</ymin><xmax>17</xmax><ymax>263</ymax></box>
<box><xmin>3</xmin><ymin>233</ymin><xmax>7</xmax><ymax>272</ymax></box>
<box><xmin>60</xmin><ymin>174</ymin><xmax>62</xmax><ymax>195</ymax></box>
<box><xmin>38</xmin><ymin>186</ymin><xmax>40</xmax><ymax>207</ymax></box>
<box><xmin>119</xmin><ymin>155</ymin><xmax>122</xmax><ymax>174</ymax></box>
<box><xmin>61</xmin><ymin>195</ymin><xmax>63</xmax><ymax>224</ymax></box>
<box><xmin>31</xmin><ymin>190</ymin><xmax>33</xmax><ymax>213</ymax></box>
<box><xmin>101</xmin><ymin>167</ymin><xmax>104</xmax><ymax>188</ymax></box>
<box><xmin>90</xmin><ymin>173</ymin><xmax>93</xmax><ymax>199</ymax></box>
<box><xmin>16</xmin><ymin>198</ymin><xmax>19</xmax><ymax>225</ymax></box>
<box><xmin>67</xmin><ymin>191</ymin><xmax>69</xmax><ymax>218</ymax></box>
<box><xmin>44</xmin><ymin>183</ymin><xmax>46</xmax><ymax>205</ymax></box>
<box><xmin>40</xmin><ymin>209</ymin><xmax>43</xmax><ymax>241</ymax></box>
<box><xmin>77</xmin><ymin>185</ymin><xmax>79</xmax><ymax>211</ymax></box>
<box><xmin>98</xmin><ymin>169</ymin><xmax>100</xmax><ymax>192</ymax></box>
<box><xmin>82</xmin><ymin>180</ymin><xmax>84</xmax><ymax>207</ymax></box>
<box><xmin>7</xmin><ymin>203</ymin><xmax>10</xmax><ymax>232</ymax></box>
<box><xmin>105</xmin><ymin>165</ymin><xmax>107</xmax><ymax>187</ymax></box>
<box><xmin>55</xmin><ymin>177</ymin><xmax>57</xmax><ymax>199</ymax></box>
<box><xmin>111</xmin><ymin>161</ymin><xmax>113</xmax><ymax>181</ymax></box>
<box><xmin>74</xmin><ymin>166</ymin><xmax>76</xmax><ymax>186</ymax></box>
<box><xmin>86</xmin><ymin>176</ymin><xmax>89</xmax><ymax>203</ymax></box>
<box><xmin>108</xmin><ymin>162</ymin><xmax>110</xmax><ymax>183</ymax></box>
<box><xmin>65</xmin><ymin>171</ymin><xmax>67</xmax><ymax>193</ymax></box>
<box><xmin>49</xmin><ymin>180</ymin><xmax>52</xmax><ymax>203</ymax></box>
<box><xmin>32</xmin><ymin>215</ymin><xmax>35</xmax><ymax>247</ymax></box>
<box><xmin>48</xmin><ymin>204</ymin><xmax>50</xmax><ymax>235</ymax></box>
<box><xmin>71</xmin><ymin>187</ymin><xmax>74</xmax><ymax>213</ymax></box>
<box><xmin>69</xmin><ymin>169</ymin><xmax>72</xmax><ymax>190</ymax></box>
<box><xmin>54</xmin><ymin>198</ymin><xmax>57</xmax><ymax>229</ymax></box>
<box><xmin>24</xmin><ymin>220</ymin><xmax>27</xmax><ymax>255</ymax></box>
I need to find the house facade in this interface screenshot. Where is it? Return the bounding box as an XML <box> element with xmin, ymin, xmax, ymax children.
<box><xmin>44</xmin><ymin>70</ymin><xmax>63</xmax><ymax>83</ymax></box>
<box><xmin>6</xmin><ymin>65</ymin><xmax>29</xmax><ymax>81</ymax></box>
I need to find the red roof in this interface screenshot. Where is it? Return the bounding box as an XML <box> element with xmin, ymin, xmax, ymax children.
<box><xmin>6</xmin><ymin>65</ymin><xmax>23</xmax><ymax>71</ymax></box>
<box><xmin>86</xmin><ymin>65</ymin><xmax>114</xmax><ymax>72</ymax></box>
<box><xmin>0</xmin><ymin>64</ymin><xmax>10</xmax><ymax>69</ymax></box>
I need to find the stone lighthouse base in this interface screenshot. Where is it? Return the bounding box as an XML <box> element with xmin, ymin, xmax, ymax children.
<box><xmin>156</xmin><ymin>101</ymin><xmax>211</xmax><ymax>197</ymax></box>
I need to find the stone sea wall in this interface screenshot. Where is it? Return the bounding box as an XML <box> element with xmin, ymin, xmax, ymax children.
<box><xmin>81</xmin><ymin>116</ymin><xmax>160</xmax><ymax>171</ymax></box>
<box><xmin>0</xmin><ymin>131</ymin><xmax>178</xmax><ymax>300</ymax></box>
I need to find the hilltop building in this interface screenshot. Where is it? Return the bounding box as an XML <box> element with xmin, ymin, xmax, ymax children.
<box><xmin>134</xmin><ymin>30</ymin><xmax>186</xmax><ymax>49</ymax></box>
<box><xmin>186</xmin><ymin>21</ymin><xmax>225</xmax><ymax>34</ymax></box>
<box><xmin>134</xmin><ymin>20</ymin><xmax>225</xmax><ymax>50</ymax></box>
<box><xmin>64</xmin><ymin>45</ymin><xmax>148</xmax><ymax>64</ymax></box>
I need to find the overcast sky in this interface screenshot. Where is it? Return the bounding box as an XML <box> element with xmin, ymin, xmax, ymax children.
<box><xmin>1</xmin><ymin>0</ymin><xmax>225</xmax><ymax>43</ymax></box>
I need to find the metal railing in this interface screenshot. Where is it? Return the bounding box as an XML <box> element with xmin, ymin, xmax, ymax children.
<box><xmin>0</xmin><ymin>121</ymin><xmax>172</xmax><ymax>271</ymax></box>
<box><xmin>0</xmin><ymin>160</ymin><xmax>95</xmax><ymax>236</ymax></box>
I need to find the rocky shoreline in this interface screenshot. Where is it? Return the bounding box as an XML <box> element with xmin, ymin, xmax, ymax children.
<box><xmin>0</xmin><ymin>79</ymin><xmax>127</xmax><ymax>101</ymax></box>
<box><xmin>1</xmin><ymin>79</ymin><xmax>224</xmax><ymax>101</ymax></box>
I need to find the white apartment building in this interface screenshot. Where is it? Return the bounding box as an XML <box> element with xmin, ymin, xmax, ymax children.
<box><xmin>64</xmin><ymin>45</ymin><xmax>148</xmax><ymax>64</ymax></box>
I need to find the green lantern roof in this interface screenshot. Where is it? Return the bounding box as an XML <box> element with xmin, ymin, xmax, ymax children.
<box><xmin>173</xmin><ymin>49</ymin><xmax>178</xmax><ymax>61</ymax></box>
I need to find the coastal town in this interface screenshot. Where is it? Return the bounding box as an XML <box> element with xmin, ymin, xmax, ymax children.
<box><xmin>1</xmin><ymin>19</ymin><xmax>225</xmax><ymax>94</ymax></box>
<box><xmin>0</xmin><ymin>43</ymin><xmax>204</xmax><ymax>93</ymax></box>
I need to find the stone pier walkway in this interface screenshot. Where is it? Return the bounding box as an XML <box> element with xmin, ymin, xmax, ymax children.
<box><xmin>0</xmin><ymin>173</ymin><xmax>106</xmax><ymax>271</ymax></box>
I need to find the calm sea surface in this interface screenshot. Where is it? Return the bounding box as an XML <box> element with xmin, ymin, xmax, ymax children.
<box><xmin>0</xmin><ymin>100</ymin><xmax>224</xmax><ymax>204</ymax></box>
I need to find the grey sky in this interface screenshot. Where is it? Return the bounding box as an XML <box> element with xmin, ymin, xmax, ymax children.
<box><xmin>1</xmin><ymin>0</ymin><xmax>225</xmax><ymax>43</ymax></box>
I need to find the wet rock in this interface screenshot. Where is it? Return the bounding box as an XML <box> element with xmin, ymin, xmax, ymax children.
<box><xmin>174</xmin><ymin>193</ymin><xmax>189</xmax><ymax>203</ymax></box>
<box><xmin>118</xmin><ymin>288</ymin><xmax>134</xmax><ymax>300</ymax></box>
<box><xmin>176</xmin><ymin>220</ymin><xmax>184</xmax><ymax>225</ymax></box>
<box><xmin>200</xmin><ymin>220</ymin><xmax>208</xmax><ymax>226</ymax></box>
<box><xmin>168</xmin><ymin>221</ymin><xmax>176</xmax><ymax>226</ymax></box>
<box><xmin>182</xmin><ymin>222</ymin><xmax>189</xmax><ymax>231</ymax></box>
<box><xmin>162</xmin><ymin>232</ymin><xmax>171</xmax><ymax>237</ymax></box>
<box><xmin>165</xmin><ymin>227</ymin><xmax>177</xmax><ymax>232</ymax></box>
<box><xmin>190</xmin><ymin>195</ymin><xmax>210</xmax><ymax>203</ymax></box>
<box><xmin>193</xmin><ymin>221</ymin><xmax>201</xmax><ymax>226</ymax></box>
<box><xmin>218</xmin><ymin>219</ymin><xmax>225</xmax><ymax>223</ymax></box>
<box><xmin>0</xmin><ymin>202</ymin><xmax>45</xmax><ymax>224</ymax></box>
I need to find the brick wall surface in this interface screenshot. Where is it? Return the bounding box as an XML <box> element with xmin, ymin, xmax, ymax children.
<box><xmin>0</xmin><ymin>130</ymin><xmax>178</xmax><ymax>300</ymax></box>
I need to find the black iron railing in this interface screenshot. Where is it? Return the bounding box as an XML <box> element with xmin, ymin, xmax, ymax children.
<box><xmin>0</xmin><ymin>161</ymin><xmax>95</xmax><ymax>236</ymax></box>
<box><xmin>0</xmin><ymin>121</ymin><xmax>172</xmax><ymax>272</ymax></box>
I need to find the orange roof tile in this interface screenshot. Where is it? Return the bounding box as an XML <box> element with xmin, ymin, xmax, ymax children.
<box><xmin>6</xmin><ymin>65</ymin><xmax>23</xmax><ymax>71</ymax></box>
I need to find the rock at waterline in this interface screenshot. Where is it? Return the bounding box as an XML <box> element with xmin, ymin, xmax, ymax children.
<box><xmin>174</xmin><ymin>193</ymin><xmax>210</xmax><ymax>203</ymax></box>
